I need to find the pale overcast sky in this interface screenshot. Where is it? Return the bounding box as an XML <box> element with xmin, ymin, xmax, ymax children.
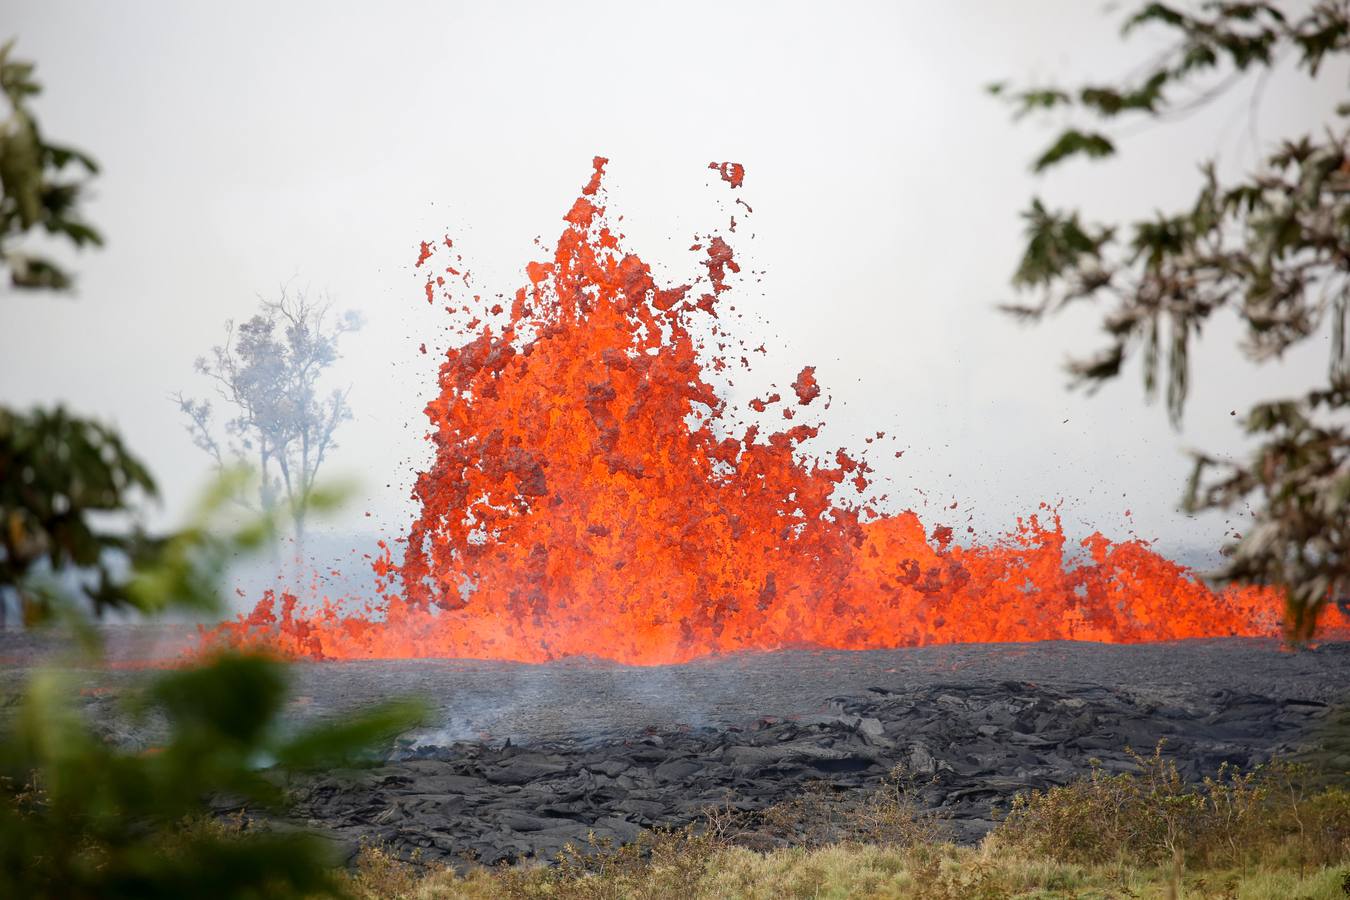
<box><xmin>4</xmin><ymin>1</ymin><xmax>1346</xmax><ymax>570</ymax></box>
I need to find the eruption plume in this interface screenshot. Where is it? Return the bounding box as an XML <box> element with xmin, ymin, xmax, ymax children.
<box><xmin>207</xmin><ymin>158</ymin><xmax>1346</xmax><ymax>664</ymax></box>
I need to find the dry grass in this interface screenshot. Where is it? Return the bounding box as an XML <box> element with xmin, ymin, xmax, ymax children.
<box><xmin>344</xmin><ymin>842</ymin><xmax>1349</xmax><ymax>900</ymax></box>
<box><xmin>990</xmin><ymin>743</ymin><xmax>1350</xmax><ymax>871</ymax></box>
<box><xmin>340</xmin><ymin>751</ymin><xmax>1350</xmax><ymax>900</ymax></box>
<box><xmin>750</xmin><ymin>765</ymin><xmax>945</xmax><ymax>850</ymax></box>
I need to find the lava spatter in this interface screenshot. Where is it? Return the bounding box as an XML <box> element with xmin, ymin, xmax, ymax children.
<box><xmin>204</xmin><ymin>159</ymin><xmax>1345</xmax><ymax>663</ymax></box>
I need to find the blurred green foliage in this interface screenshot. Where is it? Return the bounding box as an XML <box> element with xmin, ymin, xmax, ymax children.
<box><xmin>2</xmin><ymin>656</ymin><xmax>422</xmax><ymax>900</ymax></box>
<box><xmin>0</xmin><ymin>474</ymin><xmax>425</xmax><ymax>899</ymax></box>
<box><xmin>0</xmin><ymin>406</ymin><xmax>160</xmax><ymax>628</ymax></box>
<box><xmin>0</xmin><ymin>38</ymin><xmax>102</xmax><ymax>290</ymax></box>
<box><xmin>1</xmin><ymin>41</ymin><xmax>423</xmax><ymax>895</ymax></box>
<box><xmin>1</xmin><ymin>39</ymin><xmax>128</xmax><ymax>628</ymax></box>
<box><xmin>992</xmin><ymin>2</ymin><xmax>1350</xmax><ymax>640</ymax></box>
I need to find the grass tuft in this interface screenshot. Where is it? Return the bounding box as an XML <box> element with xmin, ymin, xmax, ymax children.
<box><xmin>989</xmin><ymin>742</ymin><xmax>1350</xmax><ymax>871</ymax></box>
<box><xmin>339</xmin><ymin>747</ymin><xmax>1350</xmax><ymax>899</ymax></box>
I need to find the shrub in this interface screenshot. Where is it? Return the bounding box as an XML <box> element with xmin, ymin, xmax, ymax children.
<box><xmin>0</xmin><ymin>652</ymin><xmax>424</xmax><ymax>900</ymax></box>
<box><xmin>990</xmin><ymin>741</ymin><xmax>1350</xmax><ymax>870</ymax></box>
<box><xmin>0</xmin><ymin>477</ymin><xmax>425</xmax><ymax>899</ymax></box>
<box><xmin>755</xmin><ymin>765</ymin><xmax>944</xmax><ymax>850</ymax></box>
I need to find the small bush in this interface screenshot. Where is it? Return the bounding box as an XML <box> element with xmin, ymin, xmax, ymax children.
<box><xmin>990</xmin><ymin>741</ymin><xmax>1350</xmax><ymax>870</ymax></box>
<box><xmin>346</xmin><ymin>842</ymin><xmax>430</xmax><ymax>900</ymax></box>
<box><xmin>489</xmin><ymin>825</ymin><xmax>728</xmax><ymax>900</ymax></box>
<box><xmin>755</xmin><ymin>765</ymin><xmax>944</xmax><ymax>849</ymax></box>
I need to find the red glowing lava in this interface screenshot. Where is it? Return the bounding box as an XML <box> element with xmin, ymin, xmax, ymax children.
<box><xmin>205</xmin><ymin>159</ymin><xmax>1347</xmax><ymax>663</ymax></box>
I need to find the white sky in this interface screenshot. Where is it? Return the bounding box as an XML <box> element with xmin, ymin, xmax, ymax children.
<box><xmin>4</xmin><ymin>1</ymin><xmax>1346</xmax><ymax>569</ymax></box>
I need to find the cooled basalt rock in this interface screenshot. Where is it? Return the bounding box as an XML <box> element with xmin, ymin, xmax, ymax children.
<box><xmin>278</xmin><ymin>677</ymin><xmax>1341</xmax><ymax>865</ymax></box>
<box><xmin>5</xmin><ymin>634</ymin><xmax>1347</xmax><ymax>867</ymax></box>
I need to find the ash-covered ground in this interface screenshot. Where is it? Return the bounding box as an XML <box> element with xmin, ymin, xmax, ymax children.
<box><xmin>3</xmin><ymin>629</ymin><xmax>1348</xmax><ymax>865</ymax></box>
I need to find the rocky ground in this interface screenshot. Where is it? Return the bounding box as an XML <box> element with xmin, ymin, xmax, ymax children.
<box><xmin>3</xmin><ymin>629</ymin><xmax>1348</xmax><ymax>865</ymax></box>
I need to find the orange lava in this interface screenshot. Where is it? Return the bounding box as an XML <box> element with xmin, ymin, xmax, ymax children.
<box><xmin>204</xmin><ymin>159</ymin><xmax>1346</xmax><ymax>664</ymax></box>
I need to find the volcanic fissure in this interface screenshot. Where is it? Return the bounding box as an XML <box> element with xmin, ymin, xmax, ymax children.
<box><xmin>206</xmin><ymin>159</ymin><xmax>1343</xmax><ymax>664</ymax></box>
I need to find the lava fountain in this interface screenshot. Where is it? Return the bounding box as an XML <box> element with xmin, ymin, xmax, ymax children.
<box><xmin>206</xmin><ymin>158</ymin><xmax>1345</xmax><ymax>664</ymax></box>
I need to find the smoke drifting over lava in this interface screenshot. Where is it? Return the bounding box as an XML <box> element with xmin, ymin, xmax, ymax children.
<box><xmin>206</xmin><ymin>159</ymin><xmax>1345</xmax><ymax>664</ymax></box>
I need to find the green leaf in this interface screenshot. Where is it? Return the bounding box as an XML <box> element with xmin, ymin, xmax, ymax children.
<box><xmin>147</xmin><ymin>652</ymin><xmax>289</xmax><ymax>749</ymax></box>
<box><xmin>50</xmin><ymin>217</ymin><xmax>105</xmax><ymax>248</ymax></box>
<box><xmin>1011</xmin><ymin>88</ymin><xmax>1073</xmax><ymax>121</ymax></box>
<box><xmin>6</xmin><ymin>254</ymin><xmax>71</xmax><ymax>290</ymax></box>
<box><xmin>0</xmin><ymin>116</ymin><xmax>45</xmax><ymax>226</ymax></box>
<box><xmin>1033</xmin><ymin>130</ymin><xmax>1116</xmax><ymax>172</ymax></box>
<box><xmin>1123</xmin><ymin>2</ymin><xmax>1186</xmax><ymax>34</ymax></box>
<box><xmin>274</xmin><ymin>698</ymin><xmax>427</xmax><ymax>771</ymax></box>
<box><xmin>43</xmin><ymin>142</ymin><xmax>100</xmax><ymax>174</ymax></box>
<box><xmin>1079</xmin><ymin>76</ymin><xmax>1169</xmax><ymax>118</ymax></box>
<box><xmin>1012</xmin><ymin>200</ymin><xmax>1113</xmax><ymax>289</ymax></box>
<box><xmin>1067</xmin><ymin>344</ymin><xmax>1125</xmax><ymax>384</ymax></box>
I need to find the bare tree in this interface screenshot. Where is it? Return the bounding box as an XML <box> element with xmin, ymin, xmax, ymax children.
<box><xmin>176</xmin><ymin>287</ymin><xmax>361</xmax><ymax>542</ymax></box>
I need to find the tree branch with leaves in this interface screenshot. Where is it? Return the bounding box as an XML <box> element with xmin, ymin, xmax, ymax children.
<box><xmin>0</xmin><ymin>42</ymin><xmax>148</xmax><ymax>630</ymax></box>
<box><xmin>0</xmin><ymin>39</ymin><xmax>102</xmax><ymax>290</ymax></box>
<box><xmin>992</xmin><ymin>0</ymin><xmax>1350</xmax><ymax>641</ymax></box>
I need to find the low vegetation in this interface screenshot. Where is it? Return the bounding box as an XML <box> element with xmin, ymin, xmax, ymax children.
<box><xmin>991</xmin><ymin>744</ymin><xmax>1349</xmax><ymax>872</ymax></box>
<box><xmin>341</xmin><ymin>747</ymin><xmax>1349</xmax><ymax>900</ymax></box>
<box><xmin>347</xmin><ymin>843</ymin><xmax>1346</xmax><ymax>900</ymax></box>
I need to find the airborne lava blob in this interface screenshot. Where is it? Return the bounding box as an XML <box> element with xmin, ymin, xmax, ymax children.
<box><xmin>207</xmin><ymin>159</ymin><xmax>1342</xmax><ymax>664</ymax></box>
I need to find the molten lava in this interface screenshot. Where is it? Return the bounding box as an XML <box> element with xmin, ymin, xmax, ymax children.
<box><xmin>207</xmin><ymin>158</ymin><xmax>1346</xmax><ymax>664</ymax></box>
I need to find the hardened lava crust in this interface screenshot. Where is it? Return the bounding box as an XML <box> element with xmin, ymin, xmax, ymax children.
<box><xmin>3</xmin><ymin>629</ymin><xmax>1348</xmax><ymax>865</ymax></box>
